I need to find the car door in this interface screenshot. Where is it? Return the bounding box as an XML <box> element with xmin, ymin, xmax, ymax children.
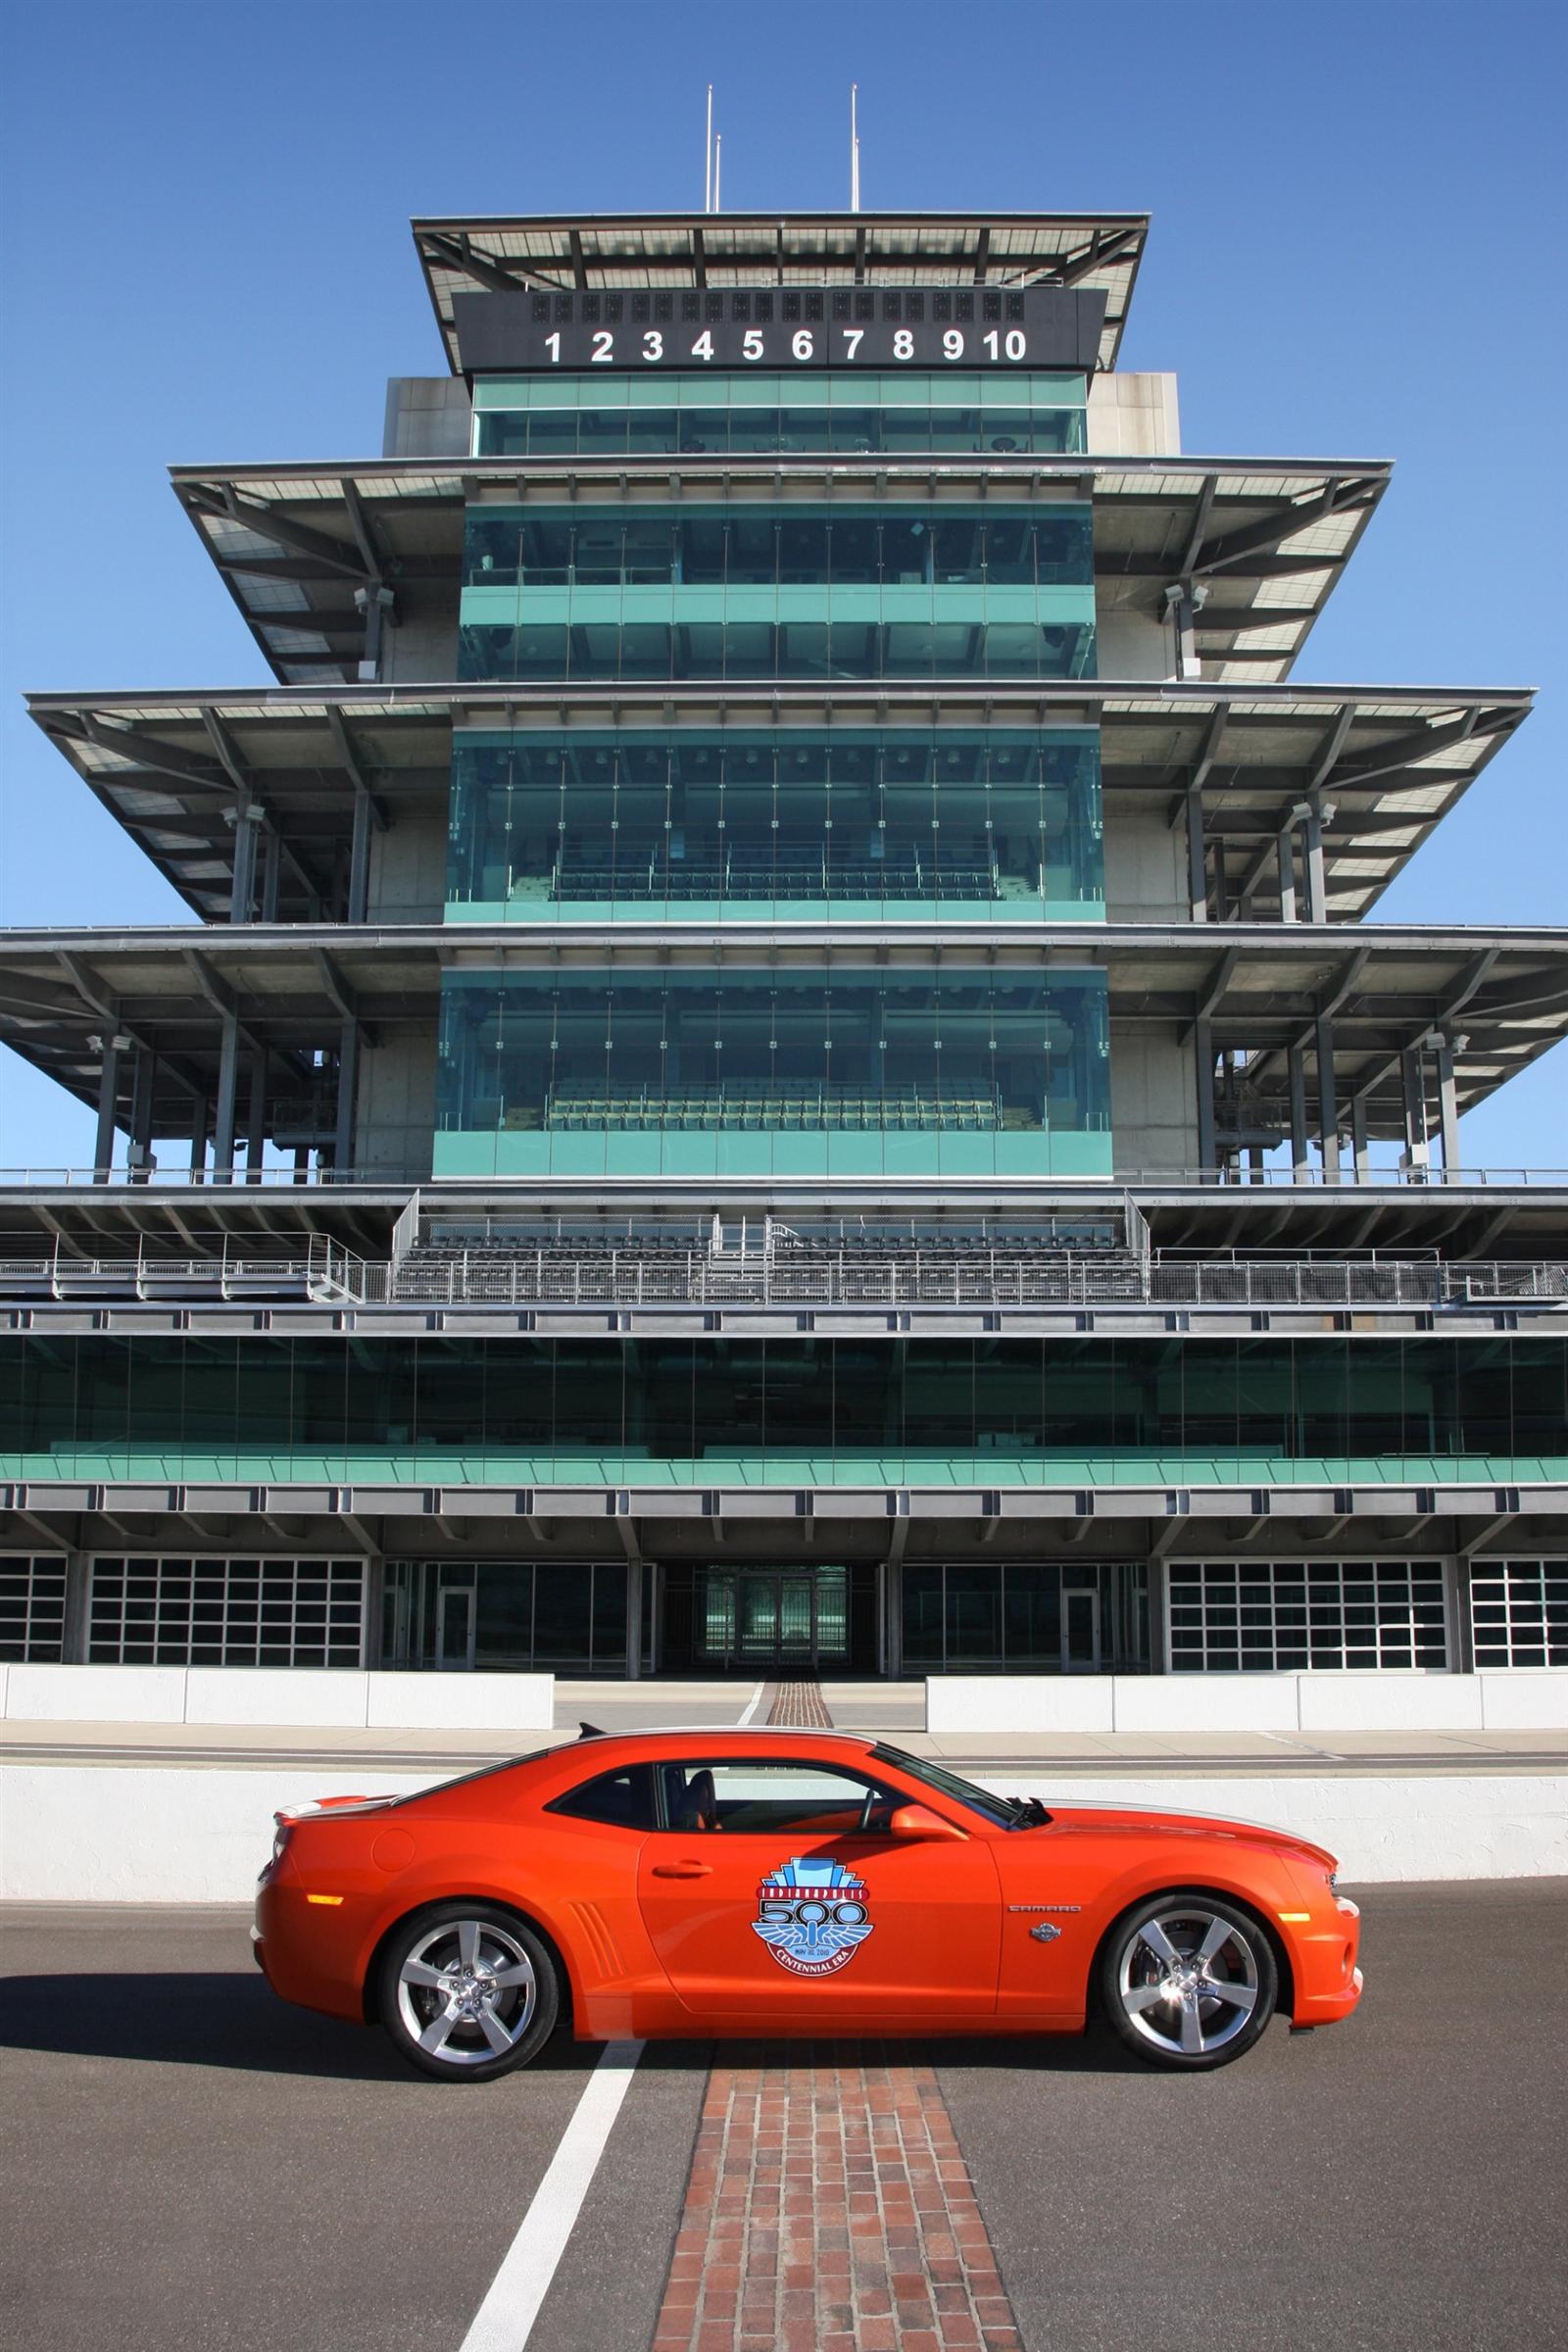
<box><xmin>635</xmin><ymin>1754</ymin><xmax>1002</xmax><ymax>2025</ymax></box>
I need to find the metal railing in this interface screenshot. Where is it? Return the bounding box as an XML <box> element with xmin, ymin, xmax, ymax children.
<box><xmin>2</xmin><ymin>1163</ymin><xmax>1566</xmax><ymax>1193</ymax></box>
<box><xmin>2</xmin><ymin>1239</ymin><xmax>1562</xmax><ymax>1312</ymax></box>
<box><xmin>387</xmin><ymin>1250</ymin><xmax>1568</xmax><ymax>1312</ymax></box>
<box><xmin>0</xmin><ymin>1234</ymin><xmax>381</xmax><ymax>1304</ymax></box>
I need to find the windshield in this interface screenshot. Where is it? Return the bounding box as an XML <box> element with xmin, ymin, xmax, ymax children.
<box><xmin>869</xmin><ymin>1742</ymin><xmax>1029</xmax><ymax>1830</ymax></box>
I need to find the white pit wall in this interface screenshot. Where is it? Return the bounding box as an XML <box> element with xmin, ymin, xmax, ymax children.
<box><xmin>1</xmin><ymin>1761</ymin><xmax>1563</xmax><ymax>1901</ymax></box>
<box><xmin>925</xmin><ymin>1670</ymin><xmax>1568</xmax><ymax>1736</ymax></box>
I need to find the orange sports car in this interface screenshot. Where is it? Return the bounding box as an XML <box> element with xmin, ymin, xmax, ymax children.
<box><xmin>252</xmin><ymin>1728</ymin><xmax>1361</xmax><ymax>2080</ymax></box>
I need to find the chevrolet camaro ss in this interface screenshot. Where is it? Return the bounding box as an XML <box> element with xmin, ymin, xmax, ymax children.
<box><xmin>252</xmin><ymin>1728</ymin><xmax>1362</xmax><ymax>2080</ymax></box>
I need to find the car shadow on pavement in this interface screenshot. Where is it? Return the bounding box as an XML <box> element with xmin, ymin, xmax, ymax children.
<box><xmin>0</xmin><ymin>1970</ymin><xmax>609</xmax><ymax>2084</ymax></box>
<box><xmin>0</xmin><ymin>1974</ymin><xmax>1165</xmax><ymax>2084</ymax></box>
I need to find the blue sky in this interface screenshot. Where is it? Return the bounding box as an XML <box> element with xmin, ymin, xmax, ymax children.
<box><xmin>1</xmin><ymin>0</ymin><xmax>1563</xmax><ymax>1168</ymax></box>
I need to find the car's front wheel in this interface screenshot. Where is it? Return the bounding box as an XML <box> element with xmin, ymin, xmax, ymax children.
<box><xmin>378</xmin><ymin>1904</ymin><xmax>560</xmax><ymax>2082</ymax></box>
<box><xmin>1101</xmin><ymin>1892</ymin><xmax>1277</xmax><ymax>2070</ymax></box>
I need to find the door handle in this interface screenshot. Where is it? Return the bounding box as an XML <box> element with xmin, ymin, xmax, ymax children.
<box><xmin>652</xmin><ymin>1860</ymin><xmax>713</xmax><ymax>1879</ymax></box>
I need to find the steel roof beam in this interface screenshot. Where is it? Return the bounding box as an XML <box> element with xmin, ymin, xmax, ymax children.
<box><xmin>1179</xmin><ymin>946</ymin><xmax>1240</xmax><ymax>1045</ymax></box>
<box><xmin>314</xmin><ymin>951</ymin><xmax>378</xmax><ymax>1047</ymax></box>
<box><xmin>1189</xmin><ymin>478</ymin><xmax>1381</xmax><ymax>578</ymax></box>
<box><xmin>323</xmin><ymin>707</ymin><xmax>389</xmax><ymax>831</ymax></box>
<box><xmin>181</xmin><ymin>484</ymin><xmax>375</xmax><ymax>585</ymax></box>
<box><xmin>421</xmin><ymin>229</ymin><xmax>568</xmax><ymax>298</ymax></box>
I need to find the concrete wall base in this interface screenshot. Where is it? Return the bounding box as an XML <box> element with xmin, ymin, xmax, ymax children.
<box><xmin>0</xmin><ymin>1665</ymin><xmax>555</xmax><ymax>1733</ymax></box>
<box><xmin>926</xmin><ymin>1670</ymin><xmax>1568</xmax><ymax>1736</ymax></box>
<box><xmin>2</xmin><ymin>1761</ymin><xmax>1563</xmax><ymax>1902</ymax></box>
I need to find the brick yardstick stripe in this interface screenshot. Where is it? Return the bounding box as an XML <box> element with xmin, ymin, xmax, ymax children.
<box><xmin>652</xmin><ymin>2041</ymin><xmax>1022</xmax><ymax>2352</ymax></box>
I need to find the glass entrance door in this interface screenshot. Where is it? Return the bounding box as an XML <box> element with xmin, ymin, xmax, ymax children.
<box><xmin>1061</xmin><ymin>1587</ymin><xmax>1101</xmax><ymax>1674</ymax></box>
<box><xmin>698</xmin><ymin>1567</ymin><xmax>850</xmax><ymax>1672</ymax></box>
<box><xmin>436</xmin><ymin>1580</ymin><xmax>476</xmax><ymax>1671</ymax></box>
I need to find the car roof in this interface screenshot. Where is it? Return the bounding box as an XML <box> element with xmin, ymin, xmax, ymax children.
<box><xmin>569</xmin><ymin>1725</ymin><xmax>876</xmax><ymax>1747</ymax></box>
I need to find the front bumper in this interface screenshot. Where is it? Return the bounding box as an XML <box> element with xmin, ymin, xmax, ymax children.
<box><xmin>1287</xmin><ymin>1894</ymin><xmax>1363</xmax><ymax>2025</ymax></box>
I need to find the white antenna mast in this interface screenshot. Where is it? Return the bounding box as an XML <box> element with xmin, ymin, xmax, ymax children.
<box><xmin>851</xmin><ymin>84</ymin><xmax>861</xmax><ymax>212</ymax></box>
<box><xmin>713</xmin><ymin>131</ymin><xmax>722</xmax><ymax>213</ymax></box>
<box><xmin>704</xmin><ymin>84</ymin><xmax>713</xmax><ymax>215</ymax></box>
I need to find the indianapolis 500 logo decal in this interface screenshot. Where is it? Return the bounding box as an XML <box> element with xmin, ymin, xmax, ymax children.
<box><xmin>752</xmin><ymin>1856</ymin><xmax>874</xmax><ymax>1977</ymax></box>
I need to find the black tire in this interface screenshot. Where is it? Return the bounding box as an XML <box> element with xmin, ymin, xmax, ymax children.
<box><xmin>378</xmin><ymin>1902</ymin><xmax>561</xmax><ymax>2082</ymax></box>
<box><xmin>1100</xmin><ymin>1890</ymin><xmax>1277</xmax><ymax>2072</ymax></box>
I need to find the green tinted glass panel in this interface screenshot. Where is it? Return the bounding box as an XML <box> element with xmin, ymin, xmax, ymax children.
<box><xmin>445</xmin><ymin>726</ymin><xmax>1103</xmax><ymax>924</ymax></box>
<box><xmin>472</xmin><ymin>370</ymin><xmax>1087</xmax><ymax>459</ymax></box>
<box><xmin>6</xmin><ymin>1337</ymin><xmax>1564</xmax><ymax>1488</ymax></box>
<box><xmin>457</xmin><ymin>504</ymin><xmax>1095</xmax><ymax>685</ymax></box>
<box><xmin>432</xmin><ymin>965</ymin><xmax>1111</xmax><ymax>1178</ymax></box>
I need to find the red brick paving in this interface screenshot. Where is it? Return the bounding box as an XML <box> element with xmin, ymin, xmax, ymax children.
<box><xmin>766</xmin><ymin>1680</ymin><xmax>834</xmax><ymax>1728</ymax></box>
<box><xmin>652</xmin><ymin>2044</ymin><xmax>1022</xmax><ymax>2352</ymax></box>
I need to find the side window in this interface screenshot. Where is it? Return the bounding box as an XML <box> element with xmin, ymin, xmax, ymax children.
<box><xmin>547</xmin><ymin>1762</ymin><xmax>658</xmax><ymax>1831</ymax></box>
<box><xmin>656</xmin><ymin>1759</ymin><xmax>895</xmax><ymax>1836</ymax></box>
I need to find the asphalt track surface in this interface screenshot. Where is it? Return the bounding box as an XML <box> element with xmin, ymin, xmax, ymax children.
<box><xmin>2</xmin><ymin>1885</ymin><xmax>1564</xmax><ymax>2352</ymax></box>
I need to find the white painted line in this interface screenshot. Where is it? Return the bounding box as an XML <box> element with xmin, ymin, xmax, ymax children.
<box><xmin>457</xmin><ymin>2037</ymin><xmax>645</xmax><ymax>2352</ymax></box>
<box><xmin>736</xmin><ymin>1681</ymin><xmax>766</xmax><ymax>1726</ymax></box>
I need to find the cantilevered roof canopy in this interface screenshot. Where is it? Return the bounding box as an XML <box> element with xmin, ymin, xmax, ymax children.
<box><xmin>167</xmin><ymin>455</ymin><xmax>1389</xmax><ymax>690</ymax></box>
<box><xmin>2</xmin><ymin>921</ymin><xmax>1563</xmax><ymax>1153</ymax></box>
<box><xmin>25</xmin><ymin>681</ymin><xmax>1532</xmax><ymax>928</ymax></box>
<box><xmin>413</xmin><ymin>213</ymin><xmax>1150</xmax><ymax>375</ymax></box>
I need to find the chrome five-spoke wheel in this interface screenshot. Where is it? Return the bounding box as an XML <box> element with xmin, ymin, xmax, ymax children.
<box><xmin>379</xmin><ymin>1904</ymin><xmax>559</xmax><ymax>2081</ymax></box>
<box><xmin>1102</xmin><ymin>1894</ymin><xmax>1277</xmax><ymax>2071</ymax></box>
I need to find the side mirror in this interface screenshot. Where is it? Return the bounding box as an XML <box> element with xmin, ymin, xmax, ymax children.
<box><xmin>888</xmin><ymin>1802</ymin><xmax>965</xmax><ymax>1842</ymax></box>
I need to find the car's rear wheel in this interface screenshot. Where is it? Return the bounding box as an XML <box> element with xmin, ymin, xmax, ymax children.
<box><xmin>379</xmin><ymin>1904</ymin><xmax>560</xmax><ymax>2082</ymax></box>
<box><xmin>1101</xmin><ymin>1892</ymin><xmax>1276</xmax><ymax>2071</ymax></box>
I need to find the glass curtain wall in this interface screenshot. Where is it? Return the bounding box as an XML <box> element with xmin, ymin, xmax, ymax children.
<box><xmin>382</xmin><ymin>1559</ymin><xmax>628</xmax><ymax>1675</ymax></box>
<box><xmin>445</xmin><ymin>728</ymin><xmax>1103</xmax><ymax>926</ymax></box>
<box><xmin>472</xmin><ymin>370</ymin><xmax>1089</xmax><ymax>460</ymax></box>
<box><xmin>902</xmin><ymin>1560</ymin><xmax>1150</xmax><ymax>1673</ymax></box>
<box><xmin>458</xmin><ymin>503</ymin><xmax>1096</xmax><ymax>684</ymax></box>
<box><xmin>433</xmin><ymin>966</ymin><xmax>1112</xmax><ymax>1178</ymax></box>
<box><xmin>7</xmin><ymin>1335</ymin><xmax>1566</xmax><ymax>1487</ymax></box>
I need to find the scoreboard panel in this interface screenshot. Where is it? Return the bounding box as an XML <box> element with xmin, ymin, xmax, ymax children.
<box><xmin>453</xmin><ymin>284</ymin><xmax>1106</xmax><ymax>376</ymax></box>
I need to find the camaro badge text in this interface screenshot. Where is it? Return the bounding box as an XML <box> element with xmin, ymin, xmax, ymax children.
<box><xmin>753</xmin><ymin>1856</ymin><xmax>874</xmax><ymax>1978</ymax></box>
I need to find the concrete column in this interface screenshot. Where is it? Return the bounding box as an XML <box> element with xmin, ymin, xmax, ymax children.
<box><xmin>188</xmin><ymin>1098</ymin><xmax>209</xmax><ymax>1179</ymax></box>
<box><xmin>245</xmin><ymin>1048</ymin><xmax>269</xmax><ymax>1181</ymax></box>
<box><xmin>212</xmin><ymin>1010</ymin><xmax>241</xmax><ymax>1174</ymax></box>
<box><xmin>260</xmin><ymin>827</ymin><xmax>281</xmax><ymax>922</ymax></box>
<box><xmin>884</xmin><ymin>1554</ymin><xmax>905</xmax><ymax>1679</ymax></box>
<box><xmin>1314</xmin><ymin>1011</ymin><xmax>1342</xmax><ymax>1186</ymax></box>
<box><xmin>1447</xmin><ymin>1554</ymin><xmax>1476</xmax><ymax>1676</ymax></box>
<box><xmin>333</xmin><ymin>1016</ymin><xmax>360</xmax><ymax>1173</ymax></box>
<box><xmin>647</xmin><ymin>1563</ymin><xmax>663</xmax><ymax>1676</ymax></box>
<box><xmin>360</xmin><ymin>1557</ymin><xmax>386</xmax><ymax>1670</ymax></box>
<box><xmin>1400</xmin><ymin>1045</ymin><xmax>1430</xmax><ymax>1170</ymax></box>
<box><xmin>1350</xmin><ymin>1095</ymin><xmax>1370</xmax><ymax>1184</ymax></box>
<box><xmin>348</xmin><ymin>789</ymin><xmax>372</xmax><ymax>924</ymax></box>
<box><xmin>1302</xmin><ymin>799</ymin><xmax>1328</xmax><ymax>923</ymax></box>
<box><xmin>1277</xmin><ymin>823</ymin><xmax>1298</xmax><ymax>922</ymax></box>
<box><xmin>624</xmin><ymin>1559</ymin><xmax>644</xmax><ymax>1680</ymax></box>
<box><xmin>92</xmin><ymin>1042</ymin><xmax>122</xmax><ymax>1181</ymax></box>
<box><xmin>1185</xmin><ymin>783</ymin><xmax>1207</xmax><ymax>923</ymax></box>
<box><xmin>1147</xmin><ymin>1555</ymin><xmax>1171</xmax><ymax>1673</ymax></box>
<box><xmin>229</xmin><ymin>793</ymin><xmax>258</xmax><ymax>924</ymax></box>
<box><xmin>1194</xmin><ymin>1014</ymin><xmax>1216</xmax><ymax>1171</ymax></box>
<box><xmin>128</xmin><ymin>1048</ymin><xmax>156</xmax><ymax>1184</ymax></box>
<box><xmin>1435</xmin><ymin>1035</ymin><xmax>1461</xmax><ymax>1180</ymax></box>
<box><xmin>1288</xmin><ymin>1044</ymin><xmax>1310</xmax><ymax>1177</ymax></box>
<box><xmin>62</xmin><ymin>1552</ymin><xmax>91</xmax><ymax>1663</ymax></box>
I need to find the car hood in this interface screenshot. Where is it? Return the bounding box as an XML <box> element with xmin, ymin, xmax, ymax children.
<box><xmin>1034</xmin><ymin>1802</ymin><xmax>1337</xmax><ymax>1875</ymax></box>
